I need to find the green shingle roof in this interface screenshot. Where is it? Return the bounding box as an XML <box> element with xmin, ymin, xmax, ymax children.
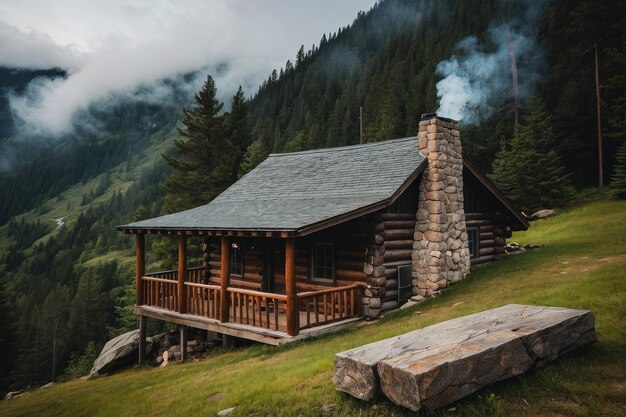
<box><xmin>118</xmin><ymin>137</ymin><xmax>426</xmax><ymax>234</ymax></box>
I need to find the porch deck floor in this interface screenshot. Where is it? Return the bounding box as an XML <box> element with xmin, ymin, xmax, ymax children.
<box><xmin>134</xmin><ymin>305</ymin><xmax>362</xmax><ymax>345</ymax></box>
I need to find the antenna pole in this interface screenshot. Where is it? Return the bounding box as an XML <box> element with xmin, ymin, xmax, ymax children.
<box><xmin>359</xmin><ymin>106</ymin><xmax>364</xmax><ymax>144</ymax></box>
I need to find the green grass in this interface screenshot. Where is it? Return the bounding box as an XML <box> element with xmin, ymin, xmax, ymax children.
<box><xmin>2</xmin><ymin>199</ymin><xmax>625</xmax><ymax>417</ymax></box>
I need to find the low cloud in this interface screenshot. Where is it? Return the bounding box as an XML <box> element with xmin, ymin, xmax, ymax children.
<box><xmin>0</xmin><ymin>21</ymin><xmax>84</xmax><ymax>70</ymax></box>
<box><xmin>1</xmin><ymin>0</ymin><xmax>377</xmax><ymax>136</ymax></box>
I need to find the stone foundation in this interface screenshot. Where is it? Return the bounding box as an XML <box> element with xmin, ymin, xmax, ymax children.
<box><xmin>362</xmin><ymin>223</ymin><xmax>386</xmax><ymax>319</ymax></box>
<box><xmin>412</xmin><ymin>116</ymin><xmax>470</xmax><ymax>296</ymax></box>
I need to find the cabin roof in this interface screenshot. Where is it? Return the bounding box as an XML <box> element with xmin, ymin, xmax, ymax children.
<box><xmin>119</xmin><ymin>137</ymin><xmax>427</xmax><ymax>235</ymax></box>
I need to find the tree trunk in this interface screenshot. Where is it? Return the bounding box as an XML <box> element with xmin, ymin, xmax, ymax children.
<box><xmin>507</xmin><ymin>21</ymin><xmax>520</xmax><ymax>134</ymax></box>
<box><xmin>595</xmin><ymin>37</ymin><xmax>604</xmax><ymax>189</ymax></box>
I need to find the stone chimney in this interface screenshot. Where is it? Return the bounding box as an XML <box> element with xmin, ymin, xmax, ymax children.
<box><xmin>412</xmin><ymin>114</ymin><xmax>470</xmax><ymax>296</ymax></box>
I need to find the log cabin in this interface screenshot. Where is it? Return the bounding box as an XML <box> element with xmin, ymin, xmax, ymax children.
<box><xmin>117</xmin><ymin>114</ymin><xmax>528</xmax><ymax>356</ymax></box>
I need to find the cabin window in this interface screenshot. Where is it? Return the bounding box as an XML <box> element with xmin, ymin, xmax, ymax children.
<box><xmin>467</xmin><ymin>227</ymin><xmax>479</xmax><ymax>259</ymax></box>
<box><xmin>230</xmin><ymin>241</ymin><xmax>243</xmax><ymax>276</ymax></box>
<box><xmin>312</xmin><ymin>243</ymin><xmax>334</xmax><ymax>283</ymax></box>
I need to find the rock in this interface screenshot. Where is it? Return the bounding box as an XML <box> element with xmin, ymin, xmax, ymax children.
<box><xmin>531</xmin><ymin>209</ymin><xmax>556</xmax><ymax>220</ymax></box>
<box><xmin>400</xmin><ymin>300</ymin><xmax>417</xmax><ymax>310</ymax></box>
<box><xmin>368</xmin><ymin>298</ymin><xmax>382</xmax><ymax>309</ymax></box>
<box><xmin>216</xmin><ymin>406</ymin><xmax>236</xmax><ymax>417</ymax></box>
<box><xmin>88</xmin><ymin>330</ymin><xmax>147</xmax><ymax>378</ymax></box>
<box><xmin>160</xmin><ymin>350</ymin><xmax>169</xmax><ymax>368</ymax></box>
<box><xmin>4</xmin><ymin>391</ymin><xmax>22</xmax><ymax>401</ymax></box>
<box><xmin>206</xmin><ymin>392</ymin><xmax>225</xmax><ymax>401</ymax></box>
<box><xmin>334</xmin><ymin>304</ymin><xmax>596</xmax><ymax>411</ymax></box>
<box><xmin>410</xmin><ymin>295</ymin><xmax>426</xmax><ymax>303</ymax></box>
<box><xmin>40</xmin><ymin>382</ymin><xmax>55</xmax><ymax>389</ymax></box>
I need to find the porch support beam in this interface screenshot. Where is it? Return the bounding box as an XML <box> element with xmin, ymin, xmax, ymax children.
<box><xmin>179</xmin><ymin>325</ymin><xmax>188</xmax><ymax>362</ymax></box>
<box><xmin>285</xmin><ymin>238</ymin><xmax>298</xmax><ymax>336</ymax></box>
<box><xmin>136</xmin><ymin>234</ymin><xmax>145</xmax><ymax>306</ymax></box>
<box><xmin>178</xmin><ymin>234</ymin><xmax>187</xmax><ymax>314</ymax></box>
<box><xmin>220</xmin><ymin>236</ymin><xmax>231</xmax><ymax>322</ymax></box>
<box><xmin>138</xmin><ymin>315</ymin><xmax>147</xmax><ymax>366</ymax></box>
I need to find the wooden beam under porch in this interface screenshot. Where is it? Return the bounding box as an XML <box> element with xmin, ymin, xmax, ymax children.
<box><xmin>134</xmin><ymin>305</ymin><xmax>361</xmax><ymax>346</ymax></box>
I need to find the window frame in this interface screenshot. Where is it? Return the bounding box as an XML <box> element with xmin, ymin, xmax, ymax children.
<box><xmin>467</xmin><ymin>227</ymin><xmax>479</xmax><ymax>259</ymax></box>
<box><xmin>310</xmin><ymin>242</ymin><xmax>335</xmax><ymax>285</ymax></box>
<box><xmin>229</xmin><ymin>240</ymin><xmax>244</xmax><ymax>277</ymax></box>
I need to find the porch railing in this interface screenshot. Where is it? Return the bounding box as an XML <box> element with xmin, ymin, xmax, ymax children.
<box><xmin>142</xmin><ymin>276</ymin><xmax>178</xmax><ymax>311</ymax></box>
<box><xmin>145</xmin><ymin>266</ymin><xmax>203</xmax><ymax>282</ymax></box>
<box><xmin>140</xmin><ymin>269</ymin><xmax>363</xmax><ymax>334</ymax></box>
<box><xmin>298</xmin><ymin>284</ymin><xmax>362</xmax><ymax>330</ymax></box>
<box><xmin>185</xmin><ymin>282</ymin><xmax>221</xmax><ymax>319</ymax></box>
<box><xmin>228</xmin><ymin>288</ymin><xmax>288</xmax><ymax>331</ymax></box>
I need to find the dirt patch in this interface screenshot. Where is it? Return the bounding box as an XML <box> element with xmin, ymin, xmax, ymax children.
<box><xmin>550</xmin><ymin>254</ymin><xmax>626</xmax><ymax>275</ymax></box>
<box><xmin>206</xmin><ymin>392</ymin><xmax>224</xmax><ymax>401</ymax></box>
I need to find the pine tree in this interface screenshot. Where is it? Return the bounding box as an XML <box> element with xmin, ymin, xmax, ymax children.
<box><xmin>238</xmin><ymin>139</ymin><xmax>268</xmax><ymax>178</ymax></box>
<box><xmin>296</xmin><ymin>45</ymin><xmax>305</xmax><ymax>67</ymax></box>
<box><xmin>161</xmin><ymin>74</ymin><xmax>234</xmax><ymax>212</ymax></box>
<box><xmin>610</xmin><ymin>141</ymin><xmax>626</xmax><ymax>198</ymax></box>
<box><xmin>490</xmin><ymin>103</ymin><xmax>575</xmax><ymax>213</ymax></box>
<box><xmin>225</xmin><ymin>86</ymin><xmax>250</xmax><ymax>179</ymax></box>
<box><xmin>66</xmin><ymin>270</ymin><xmax>107</xmax><ymax>362</ymax></box>
<box><xmin>0</xmin><ymin>279</ymin><xmax>16</xmax><ymax>394</ymax></box>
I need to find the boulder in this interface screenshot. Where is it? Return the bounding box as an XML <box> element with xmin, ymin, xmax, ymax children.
<box><xmin>530</xmin><ymin>209</ymin><xmax>556</xmax><ymax>220</ymax></box>
<box><xmin>4</xmin><ymin>391</ymin><xmax>22</xmax><ymax>401</ymax></box>
<box><xmin>216</xmin><ymin>406</ymin><xmax>236</xmax><ymax>417</ymax></box>
<box><xmin>88</xmin><ymin>330</ymin><xmax>148</xmax><ymax>378</ymax></box>
<box><xmin>333</xmin><ymin>304</ymin><xmax>596</xmax><ymax>412</ymax></box>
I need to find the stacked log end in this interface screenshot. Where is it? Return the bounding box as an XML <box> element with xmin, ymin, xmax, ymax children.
<box><xmin>334</xmin><ymin>304</ymin><xmax>597</xmax><ymax>412</ymax></box>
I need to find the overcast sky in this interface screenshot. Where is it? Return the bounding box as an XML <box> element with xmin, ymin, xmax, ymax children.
<box><xmin>0</xmin><ymin>0</ymin><xmax>378</xmax><ymax>135</ymax></box>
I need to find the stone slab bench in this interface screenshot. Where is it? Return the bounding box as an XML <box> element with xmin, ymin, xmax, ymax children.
<box><xmin>333</xmin><ymin>304</ymin><xmax>596</xmax><ymax>411</ymax></box>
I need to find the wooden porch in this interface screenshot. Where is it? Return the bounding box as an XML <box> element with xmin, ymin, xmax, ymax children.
<box><xmin>134</xmin><ymin>235</ymin><xmax>364</xmax><ymax>348</ymax></box>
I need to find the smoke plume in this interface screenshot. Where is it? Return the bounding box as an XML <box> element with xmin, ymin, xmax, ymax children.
<box><xmin>435</xmin><ymin>0</ymin><xmax>549</xmax><ymax>124</ymax></box>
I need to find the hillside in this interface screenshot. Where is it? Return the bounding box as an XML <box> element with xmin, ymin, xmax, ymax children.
<box><xmin>1</xmin><ymin>198</ymin><xmax>624</xmax><ymax>416</ymax></box>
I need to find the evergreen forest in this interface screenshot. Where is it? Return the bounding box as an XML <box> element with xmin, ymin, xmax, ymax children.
<box><xmin>0</xmin><ymin>0</ymin><xmax>625</xmax><ymax>394</ymax></box>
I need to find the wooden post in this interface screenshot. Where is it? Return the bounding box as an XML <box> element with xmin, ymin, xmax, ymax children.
<box><xmin>138</xmin><ymin>315</ymin><xmax>147</xmax><ymax>367</ymax></box>
<box><xmin>179</xmin><ymin>325</ymin><xmax>187</xmax><ymax>362</ymax></box>
<box><xmin>136</xmin><ymin>234</ymin><xmax>145</xmax><ymax>306</ymax></box>
<box><xmin>220</xmin><ymin>236</ymin><xmax>230</xmax><ymax>322</ymax></box>
<box><xmin>178</xmin><ymin>234</ymin><xmax>187</xmax><ymax>314</ymax></box>
<box><xmin>285</xmin><ymin>238</ymin><xmax>298</xmax><ymax>336</ymax></box>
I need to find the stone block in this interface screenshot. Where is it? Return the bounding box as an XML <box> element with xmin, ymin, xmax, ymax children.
<box><xmin>424</xmin><ymin>190</ymin><xmax>445</xmax><ymax>201</ymax></box>
<box><xmin>427</xmin><ymin>181</ymin><xmax>445</xmax><ymax>191</ymax></box>
<box><xmin>367</xmin><ymin>276</ymin><xmax>386</xmax><ymax>287</ymax></box>
<box><xmin>424</xmin><ymin>231</ymin><xmax>443</xmax><ymax>241</ymax></box>
<box><xmin>371</xmin><ymin>265</ymin><xmax>386</xmax><ymax>278</ymax></box>
<box><xmin>416</xmin><ymin>208</ymin><xmax>429</xmax><ymax>220</ymax></box>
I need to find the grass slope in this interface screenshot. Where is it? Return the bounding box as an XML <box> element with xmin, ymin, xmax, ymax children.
<box><xmin>2</xmin><ymin>199</ymin><xmax>625</xmax><ymax>417</ymax></box>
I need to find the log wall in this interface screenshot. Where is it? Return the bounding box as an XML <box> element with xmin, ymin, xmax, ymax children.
<box><xmin>465</xmin><ymin>213</ymin><xmax>507</xmax><ymax>265</ymax></box>
<box><xmin>463</xmin><ymin>166</ymin><xmax>514</xmax><ymax>266</ymax></box>
<box><xmin>362</xmin><ymin>185</ymin><xmax>417</xmax><ymax>318</ymax></box>
<box><xmin>203</xmin><ymin>217</ymin><xmax>371</xmax><ymax>294</ymax></box>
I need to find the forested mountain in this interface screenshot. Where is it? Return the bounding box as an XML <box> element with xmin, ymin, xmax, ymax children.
<box><xmin>246</xmin><ymin>0</ymin><xmax>624</xmax><ymax>186</ymax></box>
<box><xmin>0</xmin><ymin>0</ymin><xmax>625</xmax><ymax>394</ymax></box>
